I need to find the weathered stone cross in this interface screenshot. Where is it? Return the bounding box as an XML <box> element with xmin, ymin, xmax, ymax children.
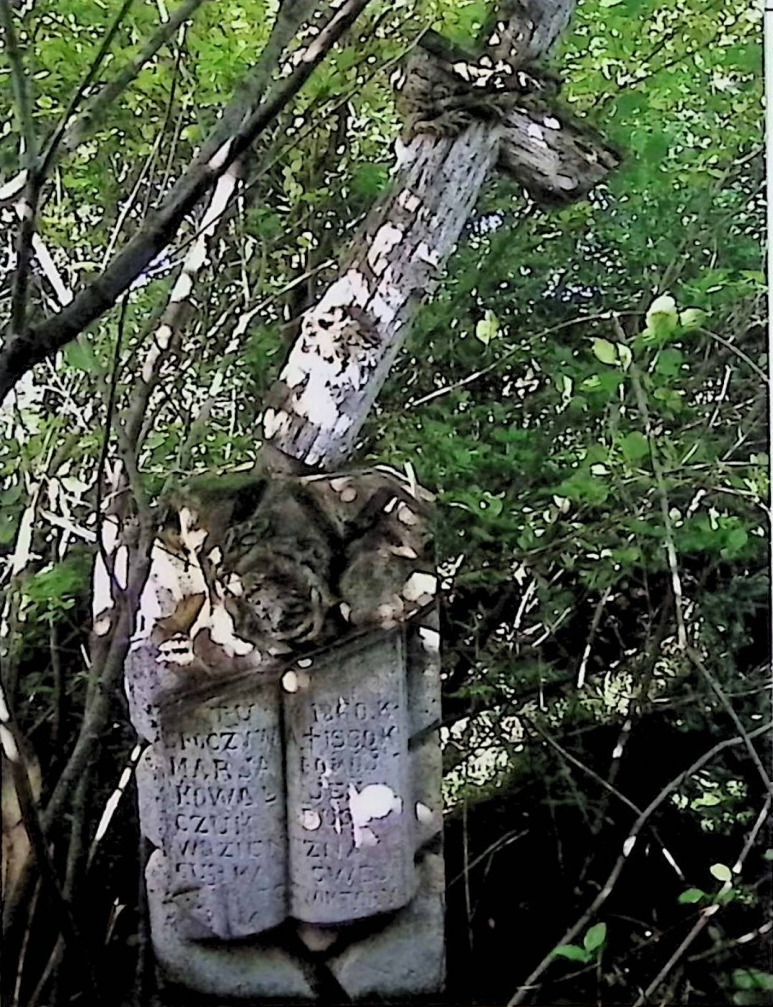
<box><xmin>127</xmin><ymin>1</ymin><xmax>619</xmax><ymax>1001</ymax></box>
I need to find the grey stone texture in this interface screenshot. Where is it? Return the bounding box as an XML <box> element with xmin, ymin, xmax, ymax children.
<box><xmin>146</xmin><ymin>850</ymin><xmax>314</xmax><ymax>1000</ymax></box>
<box><xmin>328</xmin><ymin>851</ymin><xmax>446</xmax><ymax>998</ymax></box>
<box><xmin>285</xmin><ymin>630</ymin><xmax>416</xmax><ymax>924</ymax></box>
<box><xmin>126</xmin><ymin>468</ymin><xmax>444</xmax><ymax>1000</ymax></box>
<box><xmin>159</xmin><ymin>684</ymin><xmax>287</xmax><ymax>940</ymax></box>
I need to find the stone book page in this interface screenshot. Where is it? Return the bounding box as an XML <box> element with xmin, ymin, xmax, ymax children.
<box><xmin>156</xmin><ymin>679</ymin><xmax>288</xmax><ymax>940</ymax></box>
<box><xmin>284</xmin><ymin>630</ymin><xmax>417</xmax><ymax>925</ymax></box>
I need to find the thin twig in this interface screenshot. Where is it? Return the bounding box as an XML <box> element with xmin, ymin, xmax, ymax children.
<box><xmin>38</xmin><ymin>0</ymin><xmax>136</xmax><ymax>180</ymax></box>
<box><xmin>0</xmin><ymin>1</ymin><xmax>36</xmax><ymax>166</ymax></box>
<box><xmin>26</xmin><ymin>935</ymin><xmax>63</xmax><ymax>1007</ymax></box>
<box><xmin>0</xmin><ymin>0</ymin><xmax>373</xmax><ymax>397</ymax></box>
<box><xmin>409</xmin><ymin>312</ymin><xmax>632</xmax><ymax>409</ymax></box>
<box><xmin>687</xmin><ymin>919</ymin><xmax>773</xmax><ymax>963</ymax></box>
<box><xmin>703</xmin><ymin>328</ymin><xmax>769</xmax><ymax>384</ymax></box>
<box><xmin>0</xmin><ymin>0</ymin><xmax>39</xmax><ymax>337</ymax></box>
<box><xmin>685</xmin><ymin>646</ymin><xmax>773</xmax><ymax>798</ymax></box>
<box><xmin>11</xmin><ymin>879</ymin><xmax>39</xmax><ymax>1007</ymax></box>
<box><xmin>633</xmin><ymin>793</ymin><xmax>773</xmax><ymax>1006</ymax></box>
<box><xmin>0</xmin><ymin>671</ymin><xmax>100</xmax><ymax>998</ymax></box>
<box><xmin>0</xmin><ymin>0</ymin><xmax>208</xmax><ymax>196</ymax></box>
<box><xmin>622</xmin><ymin>318</ymin><xmax>687</xmax><ymax>650</ymax></box>
<box><xmin>582</xmin><ymin>592</ymin><xmax>673</xmax><ymax>858</ymax></box>
<box><xmin>525</xmin><ymin>713</ymin><xmax>684</xmax><ymax>881</ymax></box>
<box><xmin>41</xmin><ymin>520</ymin><xmax>155</xmax><ymax>835</ymax></box>
<box><xmin>505</xmin><ymin>721</ymin><xmax>773</xmax><ymax>1006</ymax></box>
<box><xmin>87</xmin><ymin>744</ymin><xmax>143</xmax><ymax>868</ymax></box>
<box><xmin>576</xmin><ymin>585</ymin><xmax>611</xmax><ymax>688</ymax></box>
<box><xmin>448</xmin><ymin>829</ymin><xmax>528</xmax><ymax>888</ymax></box>
<box><xmin>95</xmin><ymin>295</ymin><xmax>131</xmax><ymax>588</ymax></box>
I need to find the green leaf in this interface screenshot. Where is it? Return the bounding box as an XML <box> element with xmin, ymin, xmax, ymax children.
<box><xmin>724</xmin><ymin>528</ymin><xmax>748</xmax><ymax>555</ymax></box>
<box><xmin>734</xmin><ymin>970</ymin><xmax>756</xmax><ymax>991</ymax></box>
<box><xmin>0</xmin><ymin>510</ymin><xmax>17</xmax><ymax>546</ymax></box>
<box><xmin>642</xmin><ymin>131</ymin><xmax>670</xmax><ymax>165</ymax></box>
<box><xmin>620</xmin><ymin>431</ymin><xmax>649</xmax><ymax>463</ymax></box>
<box><xmin>679</xmin><ymin>307</ymin><xmax>706</xmax><ymax>330</ymax></box>
<box><xmin>762</xmin><ymin>849</ymin><xmax>773</xmax><ymax>862</ymax></box>
<box><xmin>733</xmin><ymin>970</ymin><xmax>773</xmax><ymax>992</ymax></box>
<box><xmin>646</xmin><ymin>294</ymin><xmax>679</xmax><ymax>338</ymax></box>
<box><xmin>655</xmin><ymin>348</ymin><xmax>684</xmax><ymax>377</ymax></box>
<box><xmin>709</xmin><ymin>862</ymin><xmax>732</xmax><ymax>883</ymax></box>
<box><xmin>614</xmin><ymin>91</ymin><xmax>647</xmax><ymax>120</ymax></box>
<box><xmin>553</xmin><ymin>944</ymin><xmax>592</xmax><ymax>962</ymax></box>
<box><xmin>352</xmin><ymin>163</ymin><xmax>387</xmax><ymax>198</ymax></box>
<box><xmin>583</xmin><ymin>922</ymin><xmax>607</xmax><ymax>953</ymax></box>
<box><xmin>592</xmin><ymin>338</ymin><xmax>618</xmax><ymax>366</ymax></box>
<box><xmin>64</xmin><ymin>339</ymin><xmax>99</xmax><ymax>373</ymax></box>
<box><xmin>678</xmin><ymin>888</ymin><xmax>706</xmax><ymax>904</ymax></box>
<box><xmin>475</xmin><ymin>310</ymin><xmax>499</xmax><ymax>346</ymax></box>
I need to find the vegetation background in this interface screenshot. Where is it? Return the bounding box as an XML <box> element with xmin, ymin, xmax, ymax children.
<box><xmin>0</xmin><ymin>0</ymin><xmax>768</xmax><ymax>1005</ymax></box>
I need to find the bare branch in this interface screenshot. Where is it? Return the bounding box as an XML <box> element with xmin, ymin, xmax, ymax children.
<box><xmin>633</xmin><ymin>793</ymin><xmax>773</xmax><ymax>1006</ymax></box>
<box><xmin>686</xmin><ymin>645</ymin><xmax>773</xmax><ymax>798</ymax></box>
<box><xmin>623</xmin><ymin>319</ymin><xmax>688</xmax><ymax>650</ymax></box>
<box><xmin>65</xmin><ymin>0</ymin><xmax>204</xmax><ymax>155</ymax></box>
<box><xmin>123</xmin><ymin>160</ymin><xmax>241</xmax><ymax>452</ymax></box>
<box><xmin>0</xmin><ymin>0</ymin><xmax>372</xmax><ymax>401</ymax></box>
<box><xmin>0</xmin><ymin>0</ymin><xmax>36</xmax><ymax>167</ymax></box>
<box><xmin>0</xmin><ymin>673</ymin><xmax>98</xmax><ymax>995</ymax></box>
<box><xmin>0</xmin><ymin>0</ymin><xmax>208</xmax><ymax>201</ymax></box>
<box><xmin>523</xmin><ymin>714</ymin><xmax>685</xmax><ymax>880</ymax></box>
<box><xmin>0</xmin><ymin>0</ymin><xmax>38</xmax><ymax>336</ymax></box>
<box><xmin>505</xmin><ymin>721</ymin><xmax>773</xmax><ymax>1006</ymax></box>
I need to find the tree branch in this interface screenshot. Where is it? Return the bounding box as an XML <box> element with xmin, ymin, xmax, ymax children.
<box><xmin>0</xmin><ymin>0</ymin><xmax>38</xmax><ymax>337</ymax></box>
<box><xmin>0</xmin><ymin>673</ymin><xmax>99</xmax><ymax>997</ymax></box>
<box><xmin>0</xmin><ymin>0</ymin><xmax>36</xmax><ymax>166</ymax></box>
<box><xmin>38</xmin><ymin>0</ymin><xmax>136</xmax><ymax>181</ymax></box>
<box><xmin>0</xmin><ymin>0</ymin><xmax>371</xmax><ymax>401</ymax></box>
<box><xmin>633</xmin><ymin>792</ymin><xmax>773</xmax><ymax>1006</ymax></box>
<box><xmin>0</xmin><ymin>0</ymin><xmax>208</xmax><ymax>205</ymax></box>
<box><xmin>505</xmin><ymin>721</ymin><xmax>773</xmax><ymax>1006</ymax></box>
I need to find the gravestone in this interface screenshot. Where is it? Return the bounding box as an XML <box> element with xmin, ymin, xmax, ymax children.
<box><xmin>125</xmin><ymin>466</ymin><xmax>444</xmax><ymax>1000</ymax></box>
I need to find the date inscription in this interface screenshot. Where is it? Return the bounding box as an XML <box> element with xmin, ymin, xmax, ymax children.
<box><xmin>286</xmin><ymin>631</ymin><xmax>415</xmax><ymax>924</ymax></box>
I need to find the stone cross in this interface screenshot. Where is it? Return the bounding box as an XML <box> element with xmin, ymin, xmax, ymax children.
<box><xmin>262</xmin><ymin>2</ymin><xmax>619</xmax><ymax>468</ymax></box>
<box><xmin>123</xmin><ymin>1</ymin><xmax>619</xmax><ymax>1000</ymax></box>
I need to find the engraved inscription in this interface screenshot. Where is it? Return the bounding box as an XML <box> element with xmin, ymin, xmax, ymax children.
<box><xmin>285</xmin><ymin>631</ymin><xmax>415</xmax><ymax>924</ymax></box>
<box><xmin>161</xmin><ymin>686</ymin><xmax>287</xmax><ymax>939</ymax></box>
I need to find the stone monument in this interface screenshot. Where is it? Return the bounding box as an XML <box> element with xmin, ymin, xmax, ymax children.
<box><xmin>125</xmin><ymin>466</ymin><xmax>444</xmax><ymax>1000</ymax></box>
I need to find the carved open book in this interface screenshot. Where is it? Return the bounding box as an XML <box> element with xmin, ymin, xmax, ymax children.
<box><xmin>138</xmin><ymin>630</ymin><xmax>417</xmax><ymax>939</ymax></box>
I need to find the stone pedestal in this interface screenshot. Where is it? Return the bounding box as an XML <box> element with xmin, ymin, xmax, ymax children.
<box><xmin>125</xmin><ymin>467</ymin><xmax>444</xmax><ymax>1000</ymax></box>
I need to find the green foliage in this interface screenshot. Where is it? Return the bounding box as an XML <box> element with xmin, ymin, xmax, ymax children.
<box><xmin>0</xmin><ymin>1</ymin><xmax>765</xmax><ymax>1005</ymax></box>
<box><xmin>731</xmin><ymin>970</ymin><xmax>773</xmax><ymax>1007</ymax></box>
<box><xmin>20</xmin><ymin>550</ymin><xmax>92</xmax><ymax>616</ymax></box>
<box><xmin>678</xmin><ymin>887</ymin><xmax>706</xmax><ymax>905</ymax></box>
<box><xmin>554</xmin><ymin>922</ymin><xmax>608</xmax><ymax>964</ymax></box>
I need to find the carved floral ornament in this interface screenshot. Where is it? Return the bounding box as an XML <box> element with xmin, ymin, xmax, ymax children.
<box><xmin>122</xmin><ymin>466</ymin><xmax>436</xmax><ymax>702</ymax></box>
